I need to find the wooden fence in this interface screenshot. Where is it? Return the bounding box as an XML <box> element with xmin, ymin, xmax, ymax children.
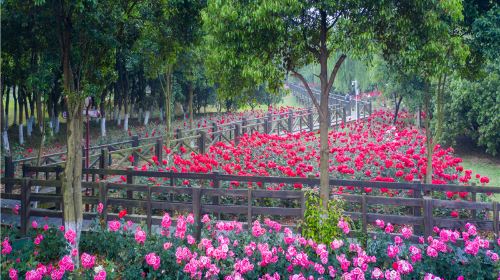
<box><xmin>3</xmin><ymin>97</ymin><xmax>372</xmax><ymax>179</ymax></box>
<box><xmin>2</xmin><ymin>165</ymin><xmax>498</xmax><ymax>240</ymax></box>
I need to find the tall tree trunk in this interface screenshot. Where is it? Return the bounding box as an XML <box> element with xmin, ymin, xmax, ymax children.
<box><xmin>188</xmin><ymin>83</ymin><xmax>194</xmax><ymax>129</ymax></box>
<box><xmin>1</xmin><ymin>82</ymin><xmax>5</xmax><ymax>131</ymax></box>
<box><xmin>5</xmin><ymin>86</ymin><xmax>10</xmax><ymax>129</ymax></box>
<box><xmin>13</xmin><ymin>86</ymin><xmax>18</xmax><ymax>126</ymax></box>
<box><xmin>161</xmin><ymin>64</ymin><xmax>174</xmax><ymax>148</ymax></box>
<box><xmin>393</xmin><ymin>94</ymin><xmax>403</xmax><ymax>125</ymax></box>
<box><xmin>36</xmin><ymin>91</ymin><xmax>43</xmax><ymax>132</ymax></box>
<box><xmin>18</xmin><ymin>87</ymin><xmax>24</xmax><ymax>125</ymax></box>
<box><xmin>59</xmin><ymin>8</ymin><xmax>83</xmax><ymax>264</ymax></box>
<box><xmin>423</xmin><ymin>88</ymin><xmax>433</xmax><ymax>184</ymax></box>
<box><xmin>434</xmin><ymin>74</ymin><xmax>447</xmax><ymax>143</ymax></box>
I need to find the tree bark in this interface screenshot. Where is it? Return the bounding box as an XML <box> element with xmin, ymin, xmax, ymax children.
<box><xmin>1</xmin><ymin>82</ymin><xmax>5</xmax><ymax>131</ymax></box>
<box><xmin>36</xmin><ymin>91</ymin><xmax>43</xmax><ymax>132</ymax></box>
<box><xmin>423</xmin><ymin>87</ymin><xmax>433</xmax><ymax>184</ymax></box>
<box><xmin>393</xmin><ymin>94</ymin><xmax>403</xmax><ymax>124</ymax></box>
<box><xmin>13</xmin><ymin>86</ymin><xmax>18</xmax><ymax>126</ymax></box>
<box><xmin>160</xmin><ymin>64</ymin><xmax>174</xmax><ymax>148</ymax></box>
<box><xmin>434</xmin><ymin>74</ymin><xmax>447</xmax><ymax>143</ymax></box>
<box><xmin>188</xmin><ymin>82</ymin><xmax>194</xmax><ymax>129</ymax></box>
<box><xmin>5</xmin><ymin>86</ymin><xmax>10</xmax><ymax>129</ymax></box>
<box><xmin>59</xmin><ymin>3</ymin><xmax>83</xmax><ymax>264</ymax></box>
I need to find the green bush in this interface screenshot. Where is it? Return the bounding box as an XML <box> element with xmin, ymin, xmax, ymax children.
<box><xmin>299</xmin><ymin>189</ymin><xmax>347</xmax><ymax>244</ymax></box>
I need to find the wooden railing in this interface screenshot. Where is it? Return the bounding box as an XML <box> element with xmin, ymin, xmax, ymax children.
<box><xmin>2</xmin><ymin>166</ymin><xmax>498</xmax><ymax>240</ymax></box>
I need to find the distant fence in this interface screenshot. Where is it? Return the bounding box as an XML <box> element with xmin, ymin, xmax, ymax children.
<box><xmin>2</xmin><ymin>165</ymin><xmax>498</xmax><ymax>240</ymax></box>
<box><xmin>4</xmin><ymin>97</ymin><xmax>373</xmax><ymax>178</ymax></box>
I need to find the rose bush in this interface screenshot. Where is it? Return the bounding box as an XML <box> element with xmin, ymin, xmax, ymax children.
<box><xmin>1</xmin><ymin>212</ymin><xmax>499</xmax><ymax>279</ymax></box>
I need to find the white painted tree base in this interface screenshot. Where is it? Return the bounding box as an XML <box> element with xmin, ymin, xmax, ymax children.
<box><xmin>144</xmin><ymin>111</ymin><xmax>150</xmax><ymax>125</ymax></box>
<box><xmin>19</xmin><ymin>124</ymin><xmax>24</xmax><ymax>145</ymax></box>
<box><xmin>101</xmin><ymin>118</ymin><xmax>106</xmax><ymax>137</ymax></box>
<box><xmin>123</xmin><ymin>114</ymin><xmax>129</xmax><ymax>131</ymax></box>
<box><xmin>2</xmin><ymin>131</ymin><xmax>10</xmax><ymax>152</ymax></box>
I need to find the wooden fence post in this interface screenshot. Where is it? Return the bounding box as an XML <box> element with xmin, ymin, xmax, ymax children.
<box><xmin>267</xmin><ymin>113</ymin><xmax>272</xmax><ymax>133</ymax></box>
<box><xmin>361</xmin><ymin>193</ymin><xmax>367</xmax><ymax>236</ymax></box>
<box><xmin>471</xmin><ymin>183</ymin><xmax>477</xmax><ymax>219</ymax></box>
<box><xmin>342</xmin><ymin>106</ymin><xmax>347</xmax><ymax>124</ymax></box>
<box><xmin>192</xmin><ymin>187</ymin><xmax>202</xmax><ymax>240</ymax></box>
<box><xmin>368</xmin><ymin>100</ymin><xmax>372</xmax><ymax>115</ymax></box>
<box><xmin>247</xmin><ymin>189</ymin><xmax>253</xmax><ymax>230</ymax></box>
<box><xmin>493</xmin><ymin>201</ymin><xmax>498</xmax><ymax>238</ymax></box>
<box><xmin>241</xmin><ymin>118</ymin><xmax>247</xmax><ymax>135</ymax></box>
<box><xmin>98</xmin><ymin>182</ymin><xmax>108</xmax><ymax>227</ymax></box>
<box><xmin>4</xmin><ymin>156</ymin><xmax>14</xmax><ymax>193</ymax></box>
<box><xmin>146</xmin><ymin>186</ymin><xmax>152</xmax><ymax>233</ymax></box>
<box><xmin>264</xmin><ymin>118</ymin><xmax>270</xmax><ymax>134</ymax></box>
<box><xmin>412</xmin><ymin>179</ymin><xmax>423</xmax><ymax>234</ymax></box>
<box><xmin>131</xmin><ymin>135</ymin><xmax>139</xmax><ymax>167</ymax></box>
<box><xmin>99</xmin><ymin>149</ymin><xmax>108</xmax><ymax>180</ymax></box>
<box><xmin>212</xmin><ymin>122</ymin><xmax>218</xmax><ymax>141</ymax></box>
<box><xmin>307</xmin><ymin>108</ymin><xmax>314</xmax><ymax>132</ymax></box>
<box><xmin>234</xmin><ymin>124</ymin><xmax>240</xmax><ymax>146</ymax></box>
<box><xmin>423</xmin><ymin>197</ymin><xmax>433</xmax><ymax>237</ymax></box>
<box><xmin>288</xmin><ymin>109</ymin><xmax>294</xmax><ymax>132</ymax></box>
<box><xmin>212</xmin><ymin>171</ymin><xmax>221</xmax><ymax>219</ymax></box>
<box><xmin>356</xmin><ymin>102</ymin><xmax>360</xmax><ymax>120</ymax></box>
<box><xmin>198</xmin><ymin>131</ymin><xmax>206</xmax><ymax>154</ymax></box>
<box><xmin>155</xmin><ymin>138</ymin><xmax>163</xmax><ymax>163</ymax></box>
<box><xmin>55</xmin><ymin>166</ymin><xmax>62</xmax><ymax>210</ymax></box>
<box><xmin>20</xmin><ymin>178</ymin><xmax>31</xmax><ymax>236</ymax></box>
<box><xmin>126</xmin><ymin>167</ymin><xmax>134</xmax><ymax>212</ymax></box>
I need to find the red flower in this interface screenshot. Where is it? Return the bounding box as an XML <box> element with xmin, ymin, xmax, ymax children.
<box><xmin>480</xmin><ymin>176</ymin><xmax>489</xmax><ymax>184</ymax></box>
<box><xmin>118</xmin><ymin>209</ymin><xmax>127</xmax><ymax>219</ymax></box>
<box><xmin>450</xmin><ymin>211</ymin><xmax>458</xmax><ymax>218</ymax></box>
<box><xmin>392</xmin><ymin>262</ymin><xmax>398</xmax><ymax>270</ymax></box>
<box><xmin>128</xmin><ymin>155</ymin><xmax>135</xmax><ymax>163</ymax></box>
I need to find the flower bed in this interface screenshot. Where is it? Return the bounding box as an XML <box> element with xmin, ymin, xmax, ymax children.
<box><xmin>1</xmin><ymin>213</ymin><xmax>499</xmax><ymax>279</ymax></box>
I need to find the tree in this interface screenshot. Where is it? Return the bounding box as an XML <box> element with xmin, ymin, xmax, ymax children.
<box><xmin>203</xmin><ymin>0</ymin><xmax>451</xmax><ymax>208</ymax></box>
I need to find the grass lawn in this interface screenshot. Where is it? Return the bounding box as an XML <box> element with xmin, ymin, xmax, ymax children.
<box><xmin>454</xmin><ymin>137</ymin><xmax>500</xmax><ymax>201</ymax></box>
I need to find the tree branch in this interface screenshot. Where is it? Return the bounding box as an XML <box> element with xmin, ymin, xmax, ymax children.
<box><xmin>326</xmin><ymin>54</ymin><xmax>347</xmax><ymax>94</ymax></box>
<box><xmin>291</xmin><ymin>70</ymin><xmax>324</xmax><ymax>119</ymax></box>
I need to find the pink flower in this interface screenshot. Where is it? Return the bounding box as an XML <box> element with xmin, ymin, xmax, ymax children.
<box><xmin>163</xmin><ymin>242</ymin><xmax>172</xmax><ymax>250</ymax></box>
<box><xmin>43</xmin><ymin>224</ymin><xmax>49</xmax><ymax>231</ymax></box>
<box><xmin>135</xmin><ymin>227</ymin><xmax>147</xmax><ymax>244</ymax></box>
<box><xmin>25</xmin><ymin>270</ymin><xmax>42</xmax><ymax>280</ymax></box>
<box><xmin>97</xmin><ymin>203</ymin><xmax>104</xmax><ymax>214</ymax></box>
<box><xmin>32</xmin><ymin>221</ymin><xmax>38</xmax><ymax>229</ymax></box>
<box><xmin>94</xmin><ymin>269</ymin><xmax>107</xmax><ymax>280</ymax></box>
<box><xmin>187</xmin><ymin>235</ymin><xmax>195</xmax><ymax>245</ymax></box>
<box><xmin>371</xmin><ymin>268</ymin><xmax>383</xmax><ymax>279</ymax></box>
<box><xmin>202</xmin><ymin>214</ymin><xmax>211</xmax><ymax>224</ymax></box>
<box><xmin>108</xmin><ymin>220</ymin><xmax>121</xmax><ymax>232</ymax></box>
<box><xmin>81</xmin><ymin>253</ymin><xmax>96</xmax><ymax>269</ymax></box>
<box><xmin>385</xmin><ymin>223</ymin><xmax>394</xmax><ymax>233</ymax></box>
<box><xmin>8</xmin><ymin>268</ymin><xmax>18</xmax><ymax>280</ymax></box>
<box><xmin>387</xmin><ymin>245</ymin><xmax>399</xmax><ymax>258</ymax></box>
<box><xmin>64</xmin><ymin>229</ymin><xmax>76</xmax><ymax>244</ymax></box>
<box><xmin>1</xmin><ymin>238</ymin><xmax>12</xmax><ymax>255</ymax></box>
<box><xmin>13</xmin><ymin>204</ymin><xmax>20</xmax><ymax>215</ymax></box>
<box><xmin>395</xmin><ymin>260</ymin><xmax>413</xmax><ymax>274</ymax></box>
<box><xmin>426</xmin><ymin>246</ymin><xmax>438</xmax><ymax>258</ymax></box>
<box><xmin>384</xmin><ymin>269</ymin><xmax>401</xmax><ymax>280</ymax></box>
<box><xmin>375</xmin><ymin>219</ymin><xmax>385</xmax><ymax>229</ymax></box>
<box><xmin>145</xmin><ymin>252</ymin><xmax>161</xmax><ymax>270</ymax></box>
<box><xmin>252</xmin><ymin>221</ymin><xmax>266</xmax><ymax>237</ymax></box>
<box><xmin>337</xmin><ymin>219</ymin><xmax>350</xmax><ymax>234</ymax></box>
<box><xmin>59</xmin><ymin>255</ymin><xmax>75</xmax><ymax>271</ymax></box>
<box><xmin>50</xmin><ymin>269</ymin><xmax>65</xmax><ymax>280</ymax></box>
<box><xmin>401</xmin><ymin>227</ymin><xmax>412</xmax><ymax>239</ymax></box>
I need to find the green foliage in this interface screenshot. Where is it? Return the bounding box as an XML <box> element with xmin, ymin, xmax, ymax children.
<box><xmin>444</xmin><ymin>59</ymin><xmax>500</xmax><ymax>156</ymax></box>
<box><xmin>300</xmin><ymin>190</ymin><xmax>347</xmax><ymax>245</ymax></box>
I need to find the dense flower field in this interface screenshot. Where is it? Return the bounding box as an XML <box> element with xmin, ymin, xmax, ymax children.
<box><xmin>1</xmin><ymin>212</ymin><xmax>499</xmax><ymax>279</ymax></box>
<box><xmin>133</xmin><ymin>110</ymin><xmax>490</xmax><ymax>196</ymax></box>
